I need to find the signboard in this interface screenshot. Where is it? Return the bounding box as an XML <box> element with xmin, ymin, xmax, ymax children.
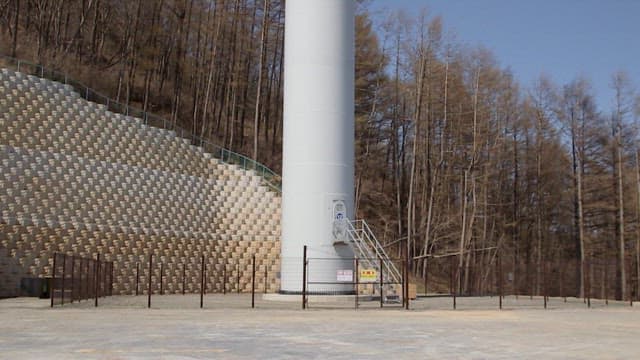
<box><xmin>337</xmin><ymin>269</ymin><xmax>353</xmax><ymax>282</ymax></box>
<box><xmin>332</xmin><ymin>200</ymin><xmax>347</xmax><ymax>243</ymax></box>
<box><xmin>359</xmin><ymin>269</ymin><xmax>377</xmax><ymax>283</ymax></box>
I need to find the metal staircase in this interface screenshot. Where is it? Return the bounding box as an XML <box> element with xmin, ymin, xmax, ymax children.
<box><xmin>346</xmin><ymin>219</ymin><xmax>402</xmax><ymax>300</ymax></box>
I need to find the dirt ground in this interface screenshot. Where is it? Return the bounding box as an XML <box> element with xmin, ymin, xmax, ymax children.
<box><xmin>1</xmin><ymin>295</ymin><xmax>638</xmax><ymax>359</ymax></box>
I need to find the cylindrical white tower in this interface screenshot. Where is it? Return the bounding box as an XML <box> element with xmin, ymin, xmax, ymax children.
<box><xmin>280</xmin><ymin>0</ymin><xmax>355</xmax><ymax>294</ymax></box>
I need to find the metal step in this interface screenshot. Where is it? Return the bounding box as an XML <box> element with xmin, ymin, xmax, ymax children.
<box><xmin>346</xmin><ymin>219</ymin><xmax>403</xmax><ymax>300</ymax></box>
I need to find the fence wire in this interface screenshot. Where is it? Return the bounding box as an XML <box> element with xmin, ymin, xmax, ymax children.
<box><xmin>51</xmin><ymin>252</ymin><xmax>113</xmax><ymax>307</ymax></box>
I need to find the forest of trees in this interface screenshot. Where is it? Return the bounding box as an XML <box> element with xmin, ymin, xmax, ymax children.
<box><xmin>1</xmin><ymin>0</ymin><xmax>640</xmax><ymax>299</ymax></box>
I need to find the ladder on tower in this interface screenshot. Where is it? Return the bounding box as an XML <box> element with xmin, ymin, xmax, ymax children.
<box><xmin>346</xmin><ymin>219</ymin><xmax>403</xmax><ymax>302</ymax></box>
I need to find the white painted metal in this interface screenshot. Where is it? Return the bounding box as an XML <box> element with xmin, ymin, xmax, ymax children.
<box><xmin>345</xmin><ymin>219</ymin><xmax>402</xmax><ymax>300</ymax></box>
<box><xmin>280</xmin><ymin>0</ymin><xmax>355</xmax><ymax>293</ymax></box>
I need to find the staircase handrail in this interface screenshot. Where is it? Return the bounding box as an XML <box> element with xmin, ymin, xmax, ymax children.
<box><xmin>346</xmin><ymin>219</ymin><xmax>402</xmax><ymax>284</ymax></box>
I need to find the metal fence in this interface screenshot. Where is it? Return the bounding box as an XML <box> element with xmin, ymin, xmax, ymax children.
<box><xmin>304</xmin><ymin>256</ymin><xmax>407</xmax><ymax>310</ymax></box>
<box><xmin>301</xmin><ymin>242</ymin><xmax>408</xmax><ymax>310</ymax></box>
<box><xmin>50</xmin><ymin>252</ymin><xmax>114</xmax><ymax>307</ymax></box>
<box><xmin>0</xmin><ymin>54</ymin><xmax>281</xmax><ymax>192</ymax></box>
<box><xmin>115</xmin><ymin>253</ymin><xmax>279</xmax><ymax>309</ymax></box>
<box><xmin>47</xmin><ymin>248</ymin><xmax>639</xmax><ymax>311</ymax></box>
<box><xmin>417</xmin><ymin>255</ymin><xmax>638</xmax><ymax>310</ymax></box>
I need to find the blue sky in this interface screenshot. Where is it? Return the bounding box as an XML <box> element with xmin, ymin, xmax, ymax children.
<box><xmin>369</xmin><ymin>0</ymin><xmax>639</xmax><ymax>112</ymax></box>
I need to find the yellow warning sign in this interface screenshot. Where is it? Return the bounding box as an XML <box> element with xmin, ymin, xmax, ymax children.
<box><xmin>359</xmin><ymin>269</ymin><xmax>377</xmax><ymax>283</ymax></box>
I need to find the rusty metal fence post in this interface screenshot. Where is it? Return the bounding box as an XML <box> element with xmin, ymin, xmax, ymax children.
<box><xmin>560</xmin><ymin>262</ymin><xmax>566</xmax><ymax>303</ymax></box>
<box><xmin>200</xmin><ymin>255</ymin><xmax>205</xmax><ymax>309</ymax></box>
<box><xmin>637</xmin><ymin>257</ymin><xmax>640</xmax><ymax>304</ymax></box>
<box><xmin>84</xmin><ymin>258</ymin><xmax>89</xmax><ymax>301</ymax></box>
<box><xmin>223</xmin><ymin>266</ymin><xmax>227</xmax><ymax>295</ymax></box>
<box><xmin>354</xmin><ymin>258</ymin><xmax>359</xmax><ymax>310</ymax></box>
<box><xmin>70</xmin><ymin>256</ymin><xmax>75</xmax><ymax>303</ymax></box>
<box><xmin>79</xmin><ymin>258</ymin><xmax>84</xmax><ymax>301</ymax></box>
<box><xmin>629</xmin><ymin>258</ymin><xmax>634</xmax><ymax>307</ymax></box>
<box><xmin>402</xmin><ymin>253</ymin><xmax>408</xmax><ymax>310</ymax></box>
<box><xmin>148</xmin><ymin>254</ymin><xmax>153</xmax><ymax>309</ymax></box>
<box><xmin>95</xmin><ymin>253</ymin><xmax>100</xmax><ymax>307</ymax></box>
<box><xmin>451</xmin><ymin>256</ymin><xmax>457</xmax><ymax>310</ymax></box>
<box><xmin>424</xmin><ymin>258</ymin><xmax>429</xmax><ymax>297</ymax></box>
<box><xmin>264</xmin><ymin>264</ymin><xmax>268</xmax><ymax>294</ymax></box>
<box><xmin>605</xmin><ymin>262</ymin><xmax>609</xmax><ymax>306</ymax></box>
<box><xmin>405</xmin><ymin>254</ymin><xmax>410</xmax><ymax>310</ymax></box>
<box><xmin>498</xmin><ymin>254</ymin><xmax>503</xmax><ymax>310</ymax></box>
<box><xmin>160</xmin><ymin>263</ymin><xmax>164</xmax><ymax>296</ymax></box>
<box><xmin>182</xmin><ymin>263</ymin><xmax>186</xmax><ymax>295</ymax></box>
<box><xmin>379</xmin><ymin>257</ymin><xmax>384</xmax><ymax>308</ymax></box>
<box><xmin>236</xmin><ymin>262</ymin><xmax>240</xmax><ymax>294</ymax></box>
<box><xmin>102</xmin><ymin>259</ymin><xmax>107</xmax><ymax>298</ymax></box>
<box><xmin>79</xmin><ymin>258</ymin><xmax>83</xmax><ymax>302</ymax></box>
<box><xmin>543</xmin><ymin>261</ymin><xmax>547</xmax><ymax>310</ymax></box>
<box><xmin>105</xmin><ymin>261</ymin><xmax>109</xmax><ymax>298</ymax></box>
<box><xmin>51</xmin><ymin>253</ymin><xmax>57</xmax><ymax>307</ymax></box>
<box><xmin>61</xmin><ymin>254</ymin><xmax>66</xmax><ymax>306</ymax></box>
<box><xmin>586</xmin><ymin>259</ymin><xmax>591</xmax><ymax>308</ymax></box>
<box><xmin>110</xmin><ymin>261</ymin><xmax>114</xmax><ymax>296</ymax></box>
<box><xmin>302</xmin><ymin>245</ymin><xmax>307</xmax><ymax>310</ymax></box>
<box><xmin>252</xmin><ymin>255</ymin><xmax>256</xmax><ymax>309</ymax></box>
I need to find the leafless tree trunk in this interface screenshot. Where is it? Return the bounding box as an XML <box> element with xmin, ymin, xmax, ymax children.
<box><xmin>253</xmin><ymin>0</ymin><xmax>269</xmax><ymax>163</ymax></box>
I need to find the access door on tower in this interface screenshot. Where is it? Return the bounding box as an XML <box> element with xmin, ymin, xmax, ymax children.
<box><xmin>330</xmin><ymin>198</ymin><xmax>348</xmax><ymax>245</ymax></box>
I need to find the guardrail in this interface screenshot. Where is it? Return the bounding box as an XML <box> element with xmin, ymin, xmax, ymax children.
<box><xmin>347</xmin><ymin>219</ymin><xmax>402</xmax><ymax>284</ymax></box>
<box><xmin>0</xmin><ymin>54</ymin><xmax>281</xmax><ymax>192</ymax></box>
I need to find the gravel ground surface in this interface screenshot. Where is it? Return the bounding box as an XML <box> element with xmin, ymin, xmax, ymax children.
<box><xmin>1</xmin><ymin>295</ymin><xmax>638</xmax><ymax>359</ymax></box>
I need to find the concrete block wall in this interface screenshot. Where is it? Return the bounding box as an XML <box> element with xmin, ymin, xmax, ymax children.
<box><xmin>0</xmin><ymin>68</ymin><xmax>281</xmax><ymax>296</ymax></box>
